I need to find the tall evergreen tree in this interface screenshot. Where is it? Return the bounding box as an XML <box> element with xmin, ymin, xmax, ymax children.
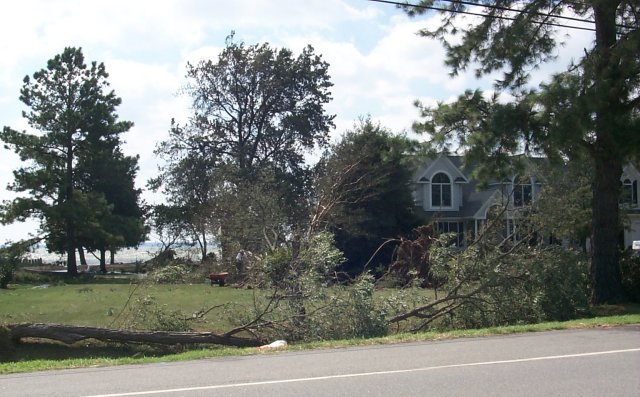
<box><xmin>315</xmin><ymin>119</ymin><xmax>420</xmax><ymax>274</ymax></box>
<box><xmin>76</xmin><ymin>144</ymin><xmax>147</xmax><ymax>272</ymax></box>
<box><xmin>0</xmin><ymin>47</ymin><xmax>138</xmax><ymax>274</ymax></box>
<box><xmin>403</xmin><ymin>0</ymin><xmax>640</xmax><ymax>303</ymax></box>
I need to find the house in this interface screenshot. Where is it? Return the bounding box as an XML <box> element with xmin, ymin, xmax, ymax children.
<box><xmin>413</xmin><ymin>154</ymin><xmax>640</xmax><ymax>249</ymax></box>
<box><xmin>621</xmin><ymin>164</ymin><xmax>640</xmax><ymax>248</ymax></box>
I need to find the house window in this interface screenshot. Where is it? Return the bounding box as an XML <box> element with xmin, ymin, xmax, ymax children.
<box><xmin>431</xmin><ymin>173</ymin><xmax>452</xmax><ymax>208</ymax></box>
<box><xmin>622</xmin><ymin>179</ymin><xmax>638</xmax><ymax>206</ymax></box>
<box><xmin>513</xmin><ymin>176</ymin><xmax>532</xmax><ymax>207</ymax></box>
<box><xmin>435</xmin><ymin>221</ymin><xmax>464</xmax><ymax>246</ymax></box>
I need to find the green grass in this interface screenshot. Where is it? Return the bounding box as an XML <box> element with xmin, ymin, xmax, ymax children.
<box><xmin>1</xmin><ymin>278</ymin><xmax>639</xmax><ymax>375</ymax></box>
<box><xmin>1</xmin><ymin>280</ymin><xmax>254</xmax><ymax>331</ymax></box>
<box><xmin>2</xmin><ymin>310</ymin><xmax>638</xmax><ymax>375</ymax></box>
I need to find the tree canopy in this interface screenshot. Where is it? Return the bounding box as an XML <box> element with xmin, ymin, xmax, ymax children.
<box><xmin>0</xmin><ymin>47</ymin><xmax>145</xmax><ymax>274</ymax></box>
<box><xmin>404</xmin><ymin>0</ymin><xmax>640</xmax><ymax>303</ymax></box>
<box><xmin>152</xmin><ymin>34</ymin><xmax>335</xmax><ymax>261</ymax></box>
<box><xmin>179</xmin><ymin>32</ymin><xmax>334</xmax><ymax>173</ymax></box>
<box><xmin>315</xmin><ymin>118</ymin><xmax>420</xmax><ymax>274</ymax></box>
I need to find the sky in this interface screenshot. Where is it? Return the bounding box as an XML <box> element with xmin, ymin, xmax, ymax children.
<box><xmin>0</xmin><ymin>0</ymin><xmax>595</xmax><ymax>243</ymax></box>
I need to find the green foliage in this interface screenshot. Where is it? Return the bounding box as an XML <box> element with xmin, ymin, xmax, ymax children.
<box><xmin>183</xmin><ymin>32</ymin><xmax>334</xmax><ymax>171</ymax></box>
<box><xmin>128</xmin><ymin>295</ymin><xmax>192</xmax><ymax>332</ymax></box>
<box><xmin>620</xmin><ymin>250</ymin><xmax>640</xmax><ymax>302</ymax></box>
<box><xmin>258</xmin><ymin>247</ymin><xmax>293</xmax><ymax>287</ymax></box>
<box><xmin>0</xmin><ymin>47</ymin><xmax>142</xmax><ymax>274</ymax></box>
<box><xmin>148</xmin><ymin>205</ymin><xmax>192</xmax><ymax>252</ymax></box>
<box><xmin>405</xmin><ymin>1</ymin><xmax>639</xmax><ymax>304</ymax></box>
<box><xmin>299</xmin><ymin>231</ymin><xmax>348</xmax><ymax>277</ymax></box>
<box><xmin>10</xmin><ymin>270</ymin><xmax>52</xmax><ymax>285</ymax></box>
<box><xmin>0</xmin><ymin>240</ymin><xmax>33</xmax><ymax>288</ymax></box>
<box><xmin>148</xmin><ymin>264</ymin><xmax>192</xmax><ymax>284</ymax></box>
<box><xmin>532</xmin><ymin>159</ymin><xmax>593</xmax><ymax>244</ymax></box>
<box><xmin>530</xmin><ymin>248</ymin><xmax>590</xmax><ymax>320</ymax></box>
<box><xmin>387</xmin><ymin>214</ymin><xmax>590</xmax><ymax>332</ymax></box>
<box><xmin>75</xmin><ymin>130</ymin><xmax>147</xmax><ymax>261</ymax></box>
<box><xmin>255</xmin><ymin>232</ymin><xmax>344</xmax><ymax>289</ymax></box>
<box><xmin>245</xmin><ymin>231</ymin><xmax>387</xmax><ymax>342</ymax></box>
<box><xmin>315</xmin><ymin>118</ymin><xmax>421</xmax><ymax>273</ymax></box>
<box><xmin>152</xmin><ymin>33</ymin><xmax>335</xmax><ymax>262</ymax></box>
<box><xmin>435</xmin><ymin>241</ymin><xmax>589</xmax><ymax>329</ymax></box>
<box><xmin>215</xmin><ymin>170</ymin><xmax>291</xmax><ymax>256</ymax></box>
<box><xmin>0</xmin><ymin>256</ymin><xmax>16</xmax><ymax>289</ymax></box>
<box><xmin>303</xmin><ymin>274</ymin><xmax>388</xmax><ymax>340</ymax></box>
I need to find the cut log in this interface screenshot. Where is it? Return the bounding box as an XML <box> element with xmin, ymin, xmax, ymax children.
<box><xmin>6</xmin><ymin>323</ymin><xmax>261</xmax><ymax>347</ymax></box>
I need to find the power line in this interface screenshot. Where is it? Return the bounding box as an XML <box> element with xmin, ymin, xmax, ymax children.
<box><xmin>367</xmin><ymin>0</ymin><xmax>598</xmax><ymax>32</ymax></box>
<box><xmin>445</xmin><ymin>0</ymin><xmax>634</xmax><ymax>31</ymax></box>
<box><xmin>447</xmin><ymin>0</ymin><xmax>599</xmax><ymax>26</ymax></box>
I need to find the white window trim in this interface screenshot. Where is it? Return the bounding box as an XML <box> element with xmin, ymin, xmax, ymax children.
<box><xmin>512</xmin><ymin>176</ymin><xmax>533</xmax><ymax>208</ymax></box>
<box><xmin>430</xmin><ymin>171</ymin><xmax>454</xmax><ymax>210</ymax></box>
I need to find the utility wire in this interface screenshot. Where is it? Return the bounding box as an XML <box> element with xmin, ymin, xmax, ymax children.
<box><xmin>446</xmin><ymin>0</ymin><xmax>599</xmax><ymax>26</ymax></box>
<box><xmin>366</xmin><ymin>0</ymin><xmax>608</xmax><ymax>32</ymax></box>
<box><xmin>443</xmin><ymin>0</ymin><xmax>634</xmax><ymax>30</ymax></box>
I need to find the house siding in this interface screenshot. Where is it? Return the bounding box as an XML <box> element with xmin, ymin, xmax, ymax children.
<box><xmin>415</xmin><ymin>154</ymin><xmax>640</xmax><ymax>250</ymax></box>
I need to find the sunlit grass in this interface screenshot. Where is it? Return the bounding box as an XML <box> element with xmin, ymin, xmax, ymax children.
<box><xmin>2</xmin><ymin>310</ymin><xmax>638</xmax><ymax>375</ymax></box>
<box><xmin>1</xmin><ymin>279</ymin><xmax>639</xmax><ymax>375</ymax></box>
<box><xmin>1</xmin><ymin>280</ymin><xmax>254</xmax><ymax>331</ymax></box>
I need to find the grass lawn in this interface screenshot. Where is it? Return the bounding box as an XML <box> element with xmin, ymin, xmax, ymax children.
<box><xmin>1</xmin><ymin>276</ymin><xmax>639</xmax><ymax>375</ymax></box>
<box><xmin>1</xmin><ymin>279</ymin><xmax>255</xmax><ymax>332</ymax></box>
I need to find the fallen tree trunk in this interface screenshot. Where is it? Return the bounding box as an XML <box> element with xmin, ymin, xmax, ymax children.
<box><xmin>6</xmin><ymin>323</ymin><xmax>261</xmax><ymax>348</ymax></box>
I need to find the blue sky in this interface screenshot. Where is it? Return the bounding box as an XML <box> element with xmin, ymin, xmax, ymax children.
<box><xmin>0</xmin><ymin>0</ymin><xmax>593</xmax><ymax>242</ymax></box>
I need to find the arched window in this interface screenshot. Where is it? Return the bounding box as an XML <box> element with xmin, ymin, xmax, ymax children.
<box><xmin>431</xmin><ymin>172</ymin><xmax>451</xmax><ymax>208</ymax></box>
<box><xmin>513</xmin><ymin>176</ymin><xmax>532</xmax><ymax>207</ymax></box>
<box><xmin>622</xmin><ymin>178</ymin><xmax>638</xmax><ymax>206</ymax></box>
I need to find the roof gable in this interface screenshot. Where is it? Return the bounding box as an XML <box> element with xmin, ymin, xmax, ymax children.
<box><xmin>623</xmin><ymin>164</ymin><xmax>640</xmax><ymax>180</ymax></box>
<box><xmin>416</xmin><ymin>154</ymin><xmax>469</xmax><ymax>183</ymax></box>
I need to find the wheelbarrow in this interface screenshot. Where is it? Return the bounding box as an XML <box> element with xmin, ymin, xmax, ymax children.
<box><xmin>208</xmin><ymin>272</ymin><xmax>229</xmax><ymax>286</ymax></box>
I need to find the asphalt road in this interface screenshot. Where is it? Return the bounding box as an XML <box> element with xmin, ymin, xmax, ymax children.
<box><xmin>2</xmin><ymin>326</ymin><xmax>639</xmax><ymax>397</ymax></box>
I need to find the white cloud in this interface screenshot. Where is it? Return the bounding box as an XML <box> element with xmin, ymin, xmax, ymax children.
<box><xmin>0</xmin><ymin>0</ymin><xmax>600</xmax><ymax>243</ymax></box>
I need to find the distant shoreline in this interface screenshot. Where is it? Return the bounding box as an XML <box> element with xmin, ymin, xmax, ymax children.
<box><xmin>25</xmin><ymin>242</ymin><xmax>203</xmax><ymax>266</ymax></box>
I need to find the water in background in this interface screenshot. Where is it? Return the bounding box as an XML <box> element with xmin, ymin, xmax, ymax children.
<box><xmin>26</xmin><ymin>242</ymin><xmax>202</xmax><ymax>265</ymax></box>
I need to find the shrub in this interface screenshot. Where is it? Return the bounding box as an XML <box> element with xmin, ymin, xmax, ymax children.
<box><xmin>445</xmin><ymin>246</ymin><xmax>589</xmax><ymax>327</ymax></box>
<box><xmin>0</xmin><ymin>256</ymin><xmax>15</xmax><ymax>289</ymax></box>
<box><xmin>238</xmin><ymin>232</ymin><xmax>388</xmax><ymax>342</ymax></box>
<box><xmin>529</xmin><ymin>247</ymin><xmax>590</xmax><ymax>320</ymax></box>
<box><xmin>148</xmin><ymin>264</ymin><xmax>191</xmax><ymax>284</ymax></box>
<box><xmin>11</xmin><ymin>270</ymin><xmax>52</xmax><ymax>285</ymax></box>
<box><xmin>128</xmin><ymin>295</ymin><xmax>192</xmax><ymax>332</ymax></box>
<box><xmin>620</xmin><ymin>250</ymin><xmax>640</xmax><ymax>302</ymax></box>
<box><xmin>0</xmin><ymin>240</ymin><xmax>34</xmax><ymax>288</ymax></box>
<box><xmin>303</xmin><ymin>274</ymin><xmax>388</xmax><ymax>341</ymax></box>
<box><xmin>258</xmin><ymin>247</ymin><xmax>292</xmax><ymax>288</ymax></box>
<box><xmin>388</xmin><ymin>230</ymin><xmax>591</xmax><ymax>332</ymax></box>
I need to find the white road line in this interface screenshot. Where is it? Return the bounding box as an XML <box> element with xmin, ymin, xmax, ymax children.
<box><xmin>84</xmin><ymin>347</ymin><xmax>640</xmax><ymax>397</ymax></box>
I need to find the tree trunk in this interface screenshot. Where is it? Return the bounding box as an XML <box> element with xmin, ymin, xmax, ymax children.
<box><xmin>99</xmin><ymin>248</ymin><xmax>107</xmax><ymax>274</ymax></box>
<box><xmin>289</xmin><ymin>235</ymin><xmax>306</xmax><ymax>327</ymax></box>
<box><xmin>201</xmin><ymin>228</ymin><xmax>208</xmax><ymax>262</ymax></box>
<box><xmin>110</xmin><ymin>250</ymin><xmax>115</xmax><ymax>265</ymax></box>
<box><xmin>591</xmin><ymin>154</ymin><xmax>623</xmax><ymax>304</ymax></box>
<box><xmin>65</xmin><ymin>124</ymin><xmax>77</xmax><ymax>276</ymax></box>
<box><xmin>66</xmin><ymin>246</ymin><xmax>77</xmax><ymax>275</ymax></box>
<box><xmin>6</xmin><ymin>323</ymin><xmax>261</xmax><ymax>347</ymax></box>
<box><xmin>78</xmin><ymin>247</ymin><xmax>87</xmax><ymax>267</ymax></box>
<box><xmin>589</xmin><ymin>2</ymin><xmax>624</xmax><ymax>304</ymax></box>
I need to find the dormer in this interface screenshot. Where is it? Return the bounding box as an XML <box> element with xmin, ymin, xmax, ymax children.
<box><xmin>621</xmin><ymin>164</ymin><xmax>640</xmax><ymax>209</ymax></box>
<box><xmin>415</xmin><ymin>155</ymin><xmax>469</xmax><ymax>212</ymax></box>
